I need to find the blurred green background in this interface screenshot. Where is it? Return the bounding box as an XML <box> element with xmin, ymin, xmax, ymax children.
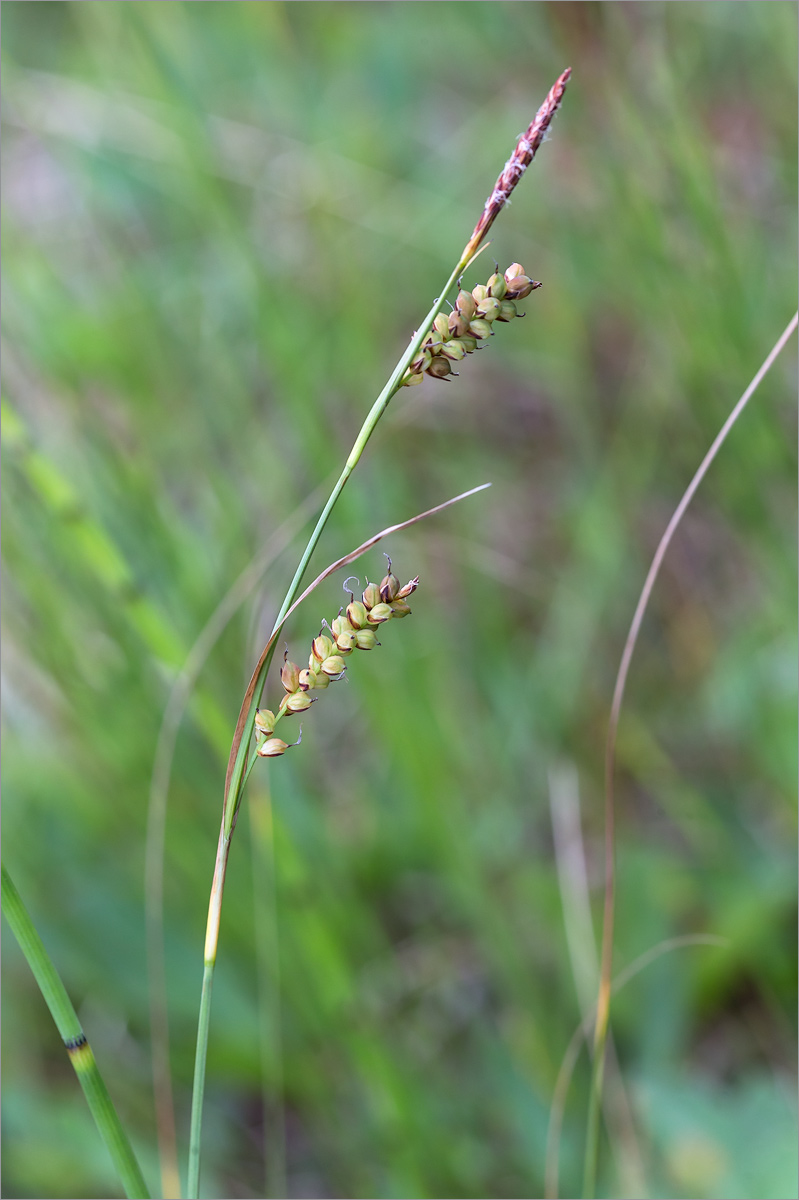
<box><xmin>2</xmin><ymin>3</ymin><xmax>796</xmax><ymax>1198</ymax></box>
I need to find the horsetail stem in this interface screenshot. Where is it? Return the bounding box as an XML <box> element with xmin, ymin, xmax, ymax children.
<box><xmin>1</xmin><ymin>865</ymin><xmax>150</xmax><ymax>1199</ymax></box>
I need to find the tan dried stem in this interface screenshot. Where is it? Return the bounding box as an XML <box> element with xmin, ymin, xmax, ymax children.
<box><xmin>462</xmin><ymin>67</ymin><xmax>571</xmax><ymax>262</ymax></box>
<box><xmin>584</xmin><ymin>311</ymin><xmax>798</xmax><ymax>1198</ymax></box>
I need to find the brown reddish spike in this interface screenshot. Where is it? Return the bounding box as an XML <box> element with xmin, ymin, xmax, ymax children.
<box><xmin>462</xmin><ymin>68</ymin><xmax>571</xmax><ymax>262</ymax></box>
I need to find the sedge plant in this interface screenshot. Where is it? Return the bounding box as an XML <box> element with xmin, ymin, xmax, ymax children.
<box><xmin>186</xmin><ymin>68</ymin><xmax>572</xmax><ymax>1199</ymax></box>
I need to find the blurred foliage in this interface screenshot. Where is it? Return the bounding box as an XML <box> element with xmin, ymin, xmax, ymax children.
<box><xmin>2</xmin><ymin>3</ymin><xmax>796</xmax><ymax>1198</ymax></box>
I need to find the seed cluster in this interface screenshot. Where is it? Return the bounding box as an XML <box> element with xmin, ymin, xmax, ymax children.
<box><xmin>402</xmin><ymin>263</ymin><xmax>540</xmax><ymax>387</ymax></box>
<box><xmin>254</xmin><ymin>562</ymin><xmax>419</xmax><ymax>758</ymax></box>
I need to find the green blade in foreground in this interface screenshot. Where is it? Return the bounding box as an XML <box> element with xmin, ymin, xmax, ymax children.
<box><xmin>2</xmin><ymin>864</ymin><xmax>150</xmax><ymax>1200</ymax></box>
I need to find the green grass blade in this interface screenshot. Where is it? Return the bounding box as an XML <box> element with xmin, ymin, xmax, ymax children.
<box><xmin>1</xmin><ymin>865</ymin><xmax>150</xmax><ymax>1200</ymax></box>
<box><xmin>187</xmin><ymin>963</ymin><xmax>215</xmax><ymax>1200</ymax></box>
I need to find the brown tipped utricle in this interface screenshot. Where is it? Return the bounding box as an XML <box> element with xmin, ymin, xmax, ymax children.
<box><xmin>312</xmin><ymin>634</ymin><xmax>333</xmax><ymax>662</ymax></box>
<box><xmin>432</xmin><ymin>313</ymin><xmax>450</xmax><ymax>341</ymax></box>
<box><xmin>335</xmin><ymin>629</ymin><xmax>357</xmax><ymax>653</ymax></box>
<box><xmin>362</xmin><ymin>582</ymin><xmax>381</xmax><ymax>610</ymax></box>
<box><xmin>281</xmin><ymin>656</ymin><xmax>301</xmax><ymax>693</ymax></box>
<box><xmin>496</xmin><ymin>301</ymin><xmax>517</xmax><ymax>322</ymax></box>
<box><xmin>367</xmin><ymin>602</ymin><xmax>395</xmax><ymax>625</ymax></box>
<box><xmin>468</xmin><ymin>318</ymin><xmax>493</xmax><ymax>340</ymax></box>
<box><xmin>427</xmin><ymin>357</ymin><xmax>452</xmax><ymax>379</ymax></box>
<box><xmin>440</xmin><ymin>339</ymin><xmax>467</xmax><ymax>361</ymax></box>
<box><xmin>402</xmin><ymin>369</ymin><xmax>425</xmax><ymax>386</ymax></box>
<box><xmin>477</xmin><ymin>297</ymin><xmax>501</xmax><ymax>322</ymax></box>
<box><xmin>257</xmin><ymin>737</ymin><xmax>291</xmax><ymax>758</ymax></box>
<box><xmin>379</xmin><ymin>569</ymin><xmax>400</xmax><ymax>603</ymax></box>
<box><xmin>456</xmin><ymin>290</ymin><xmax>477</xmax><ymax>320</ymax></box>
<box><xmin>487</xmin><ymin>273</ymin><xmax>507</xmax><ymax>300</ymax></box>
<box><xmin>346</xmin><ymin>600</ymin><xmax>369</xmax><ymax>630</ymax></box>
<box><xmin>448</xmin><ymin>310</ymin><xmax>469</xmax><ymax>339</ymax></box>
<box><xmin>397</xmin><ymin>576</ymin><xmax>419</xmax><ymax>599</ymax></box>
<box><xmin>255</xmin><ymin>709</ymin><xmax>276</xmax><ymax>736</ymax></box>
<box><xmin>504</xmin><ymin>274</ymin><xmax>535</xmax><ymax>300</ymax></box>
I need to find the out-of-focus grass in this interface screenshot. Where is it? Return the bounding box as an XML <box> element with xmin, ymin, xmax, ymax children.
<box><xmin>2</xmin><ymin>3</ymin><xmax>796</xmax><ymax>1198</ymax></box>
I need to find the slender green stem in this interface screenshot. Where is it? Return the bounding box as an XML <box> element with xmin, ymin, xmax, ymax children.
<box><xmin>187</xmin><ymin>963</ymin><xmax>215</xmax><ymax>1199</ymax></box>
<box><xmin>186</xmin><ymin>252</ymin><xmax>471</xmax><ymax>1198</ymax></box>
<box><xmin>248</xmin><ymin>784</ymin><xmax>287</xmax><ymax>1199</ymax></box>
<box><xmin>582</xmin><ymin>1045</ymin><xmax>606</xmax><ymax>1198</ymax></box>
<box><xmin>2</xmin><ymin>864</ymin><xmax>150</xmax><ymax>1200</ymax></box>
<box><xmin>546</xmin><ymin>936</ymin><xmax>726</xmax><ymax>1200</ymax></box>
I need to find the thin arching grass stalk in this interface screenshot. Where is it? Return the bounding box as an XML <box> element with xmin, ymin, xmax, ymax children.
<box><xmin>187</xmin><ymin>484</ymin><xmax>491</xmax><ymax>1194</ymax></box>
<box><xmin>546</xmin><ymin>933</ymin><xmax>728</xmax><ymax>1200</ymax></box>
<box><xmin>147</xmin><ymin>488</ymin><xmax>327</xmax><ymax>1197</ymax></box>
<box><xmin>2</xmin><ymin>865</ymin><xmax>150</xmax><ymax>1200</ymax></box>
<box><xmin>582</xmin><ymin>312</ymin><xmax>798</xmax><ymax>1198</ymax></box>
<box><xmin>145</xmin><ymin>482</ymin><xmax>330</xmax><ymax>1199</ymax></box>
<box><xmin>188</xmin><ymin>68</ymin><xmax>571</xmax><ymax>1198</ymax></box>
<box><xmin>248</xmin><ymin>780</ymin><xmax>288</xmax><ymax>1200</ymax></box>
<box><xmin>548</xmin><ymin>766</ymin><xmax>645</xmax><ymax>1197</ymax></box>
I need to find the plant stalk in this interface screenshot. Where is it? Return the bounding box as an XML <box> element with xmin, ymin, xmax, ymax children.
<box><xmin>188</xmin><ymin>67</ymin><xmax>572</xmax><ymax>1195</ymax></box>
<box><xmin>2</xmin><ymin>864</ymin><xmax>150</xmax><ymax>1200</ymax></box>
<box><xmin>186</xmin><ymin>257</ymin><xmax>469</xmax><ymax>1198</ymax></box>
<box><xmin>581</xmin><ymin>311</ymin><xmax>798</xmax><ymax>1199</ymax></box>
<box><xmin>187</xmin><ymin>962</ymin><xmax>216</xmax><ymax>1200</ymax></box>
